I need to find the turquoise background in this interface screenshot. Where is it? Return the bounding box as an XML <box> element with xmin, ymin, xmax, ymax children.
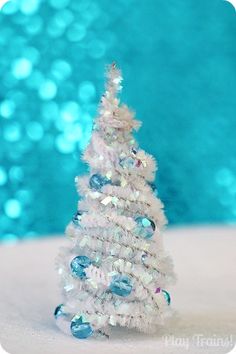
<box><xmin>0</xmin><ymin>0</ymin><xmax>236</xmax><ymax>242</ymax></box>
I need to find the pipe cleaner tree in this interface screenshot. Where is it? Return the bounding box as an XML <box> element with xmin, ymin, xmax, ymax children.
<box><xmin>55</xmin><ymin>63</ymin><xmax>175</xmax><ymax>339</ymax></box>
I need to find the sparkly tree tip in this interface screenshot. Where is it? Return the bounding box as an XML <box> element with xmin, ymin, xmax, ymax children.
<box><xmin>106</xmin><ymin>62</ymin><xmax>123</xmax><ymax>92</ymax></box>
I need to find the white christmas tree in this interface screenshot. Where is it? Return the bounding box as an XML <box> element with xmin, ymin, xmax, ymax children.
<box><xmin>55</xmin><ymin>63</ymin><xmax>175</xmax><ymax>339</ymax></box>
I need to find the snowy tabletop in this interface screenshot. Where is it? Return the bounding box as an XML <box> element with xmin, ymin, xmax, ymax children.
<box><xmin>0</xmin><ymin>226</ymin><xmax>235</xmax><ymax>354</ymax></box>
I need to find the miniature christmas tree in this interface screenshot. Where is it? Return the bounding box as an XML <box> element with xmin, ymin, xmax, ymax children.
<box><xmin>55</xmin><ymin>63</ymin><xmax>175</xmax><ymax>339</ymax></box>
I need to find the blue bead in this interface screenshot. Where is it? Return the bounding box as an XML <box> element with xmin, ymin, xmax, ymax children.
<box><xmin>109</xmin><ymin>274</ymin><xmax>132</xmax><ymax>297</ymax></box>
<box><xmin>72</xmin><ymin>210</ymin><xmax>83</xmax><ymax>226</ymax></box>
<box><xmin>70</xmin><ymin>256</ymin><xmax>91</xmax><ymax>279</ymax></box>
<box><xmin>54</xmin><ymin>304</ymin><xmax>66</xmax><ymax>319</ymax></box>
<box><xmin>162</xmin><ymin>290</ymin><xmax>171</xmax><ymax>305</ymax></box>
<box><xmin>135</xmin><ymin>216</ymin><xmax>156</xmax><ymax>239</ymax></box>
<box><xmin>71</xmin><ymin>315</ymin><xmax>93</xmax><ymax>339</ymax></box>
<box><xmin>148</xmin><ymin>182</ymin><xmax>158</xmax><ymax>196</ymax></box>
<box><xmin>89</xmin><ymin>173</ymin><xmax>110</xmax><ymax>190</ymax></box>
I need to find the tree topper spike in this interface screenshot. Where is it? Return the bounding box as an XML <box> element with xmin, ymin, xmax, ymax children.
<box><xmin>106</xmin><ymin>62</ymin><xmax>123</xmax><ymax>93</ymax></box>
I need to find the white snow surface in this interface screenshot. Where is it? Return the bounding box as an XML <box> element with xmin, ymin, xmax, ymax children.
<box><xmin>0</xmin><ymin>226</ymin><xmax>235</xmax><ymax>354</ymax></box>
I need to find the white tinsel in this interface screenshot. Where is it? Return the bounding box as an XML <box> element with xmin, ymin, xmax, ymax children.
<box><xmin>56</xmin><ymin>63</ymin><xmax>175</xmax><ymax>339</ymax></box>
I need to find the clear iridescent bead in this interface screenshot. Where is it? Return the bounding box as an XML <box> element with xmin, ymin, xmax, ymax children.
<box><xmin>135</xmin><ymin>216</ymin><xmax>156</xmax><ymax>239</ymax></box>
<box><xmin>119</xmin><ymin>156</ymin><xmax>135</xmax><ymax>169</ymax></box>
<box><xmin>70</xmin><ymin>256</ymin><xmax>91</xmax><ymax>279</ymax></box>
<box><xmin>72</xmin><ymin>211</ymin><xmax>83</xmax><ymax>226</ymax></box>
<box><xmin>89</xmin><ymin>173</ymin><xmax>110</xmax><ymax>190</ymax></box>
<box><xmin>141</xmin><ymin>252</ymin><xmax>147</xmax><ymax>264</ymax></box>
<box><xmin>71</xmin><ymin>315</ymin><xmax>93</xmax><ymax>339</ymax></box>
<box><xmin>109</xmin><ymin>274</ymin><xmax>132</xmax><ymax>297</ymax></box>
<box><xmin>54</xmin><ymin>304</ymin><xmax>71</xmax><ymax>335</ymax></box>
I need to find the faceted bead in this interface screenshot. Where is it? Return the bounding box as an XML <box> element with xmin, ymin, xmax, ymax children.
<box><xmin>148</xmin><ymin>182</ymin><xmax>158</xmax><ymax>196</ymax></box>
<box><xmin>155</xmin><ymin>287</ymin><xmax>161</xmax><ymax>294</ymax></box>
<box><xmin>135</xmin><ymin>216</ymin><xmax>156</xmax><ymax>239</ymax></box>
<box><xmin>70</xmin><ymin>256</ymin><xmax>91</xmax><ymax>279</ymax></box>
<box><xmin>71</xmin><ymin>315</ymin><xmax>93</xmax><ymax>339</ymax></box>
<box><xmin>162</xmin><ymin>290</ymin><xmax>171</xmax><ymax>305</ymax></box>
<box><xmin>72</xmin><ymin>211</ymin><xmax>83</xmax><ymax>226</ymax></box>
<box><xmin>89</xmin><ymin>173</ymin><xmax>110</xmax><ymax>190</ymax></box>
<box><xmin>109</xmin><ymin>274</ymin><xmax>132</xmax><ymax>297</ymax></box>
<box><xmin>119</xmin><ymin>156</ymin><xmax>135</xmax><ymax>169</ymax></box>
<box><xmin>54</xmin><ymin>304</ymin><xmax>71</xmax><ymax>335</ymax></box>
<box><xmin>54</xmin><ymin>304</ymin><xmax>65</xmax><ymax>319</ymax></box>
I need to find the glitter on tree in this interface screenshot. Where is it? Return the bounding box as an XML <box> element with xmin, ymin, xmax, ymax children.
<box><xmin>55</xmin><ymin>63</ymin><xmax>175</xmax><ymax>339</ymax></box>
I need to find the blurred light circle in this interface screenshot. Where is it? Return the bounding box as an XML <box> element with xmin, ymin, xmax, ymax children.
<box><xmin>9</xmin><ymin>166</ymin><xmax>24</xmax><ymax>182</ymax></box>
<box><xmin>19</xmin><ymin>0</ymin><xmax>40</xmax><ymax>15</ymax></box>
<box><xmin>25</xmin><ymin>16</ymin><xmax>43</xmax><ymax>35</ymax></box>
<box><xmin>55</xmin><ymin>134</ymin><xmax>75</xmax><ymax>154</ymax></box>
<box><xmin>51</xmin><ymin>59</ymin><xmax>72</xmax><ymax>81</ymax></box>
<box><xmin>216</xmin><ymin>168</ymin><xmax>234</xmax><ymax>187</ymax></box>
<box><xmin>49</xmin><ymin>0</ymin><xmax>70</xmax><ymax>9</ymax></box>
<box><xmin>60</xmin><ymin>101</ymin><xmax>80</xmax><ymax>122</ymax></box>
<box><xmin>1</xmin><ymin>0</ymin><xmax>19</xmax><ymax>14</ymax></box>
<box><xmin>12</xmin><ymin>58</ymin><xmax>33</xmax><ymax>80</ymax></box>
<box><xmin>0</xmin><ymin>100</ymin><xmax>15</xmax><ymax>118</ymax></box>
<box><xmin>67</xmin><ymin>23</ymin><xmax>86</xmax><ymax>42</ymax></box>
<box><xmin>84</xmin><ymin>2</ymin><xmax>100</xmax><ymax>22</ymax></box>
<box><xmin>4</xmin><ymin>199</ymin><xmax>22</xmax><ymax>218</ymax></box>
<box><xmin>3</xmin><ymin>123</ymin><xmax>21</xmax><ymax>142</ymax></box>
<box><xmin>24</xmin><ymin>47</ymin><xmax>40</xmax><ymax>65</ymax></box>
<box><xmin>26</xmin><ymin>121</ymin><xmax>44</xmax><ymax>141</ymax></box>
<box><xmin>53</xmin><ymin>10</ymin><xmax>73</xmax><ymax>28</ymax></box>
<box><xmin>39</xmin><ymin>80</ymin><xmax>57</xmax><ymax>100</ymax></box>
<box><xmin>0</xmin><ymin>167</ymin><xmax>7</xmax><ymax>186</ymax></box>
<box><xmin>47</xmin><ymin>20</ymin><xmax>65</xmax><ymax>38</ymax></box>
<box><xmin>16</xmin><ymin>189</ymin><xmax>32</xmax><ymax>204</ymax></box>
<box><xmin>59</xmin><ymin>9</ymin><xmax>74</xmax><ymax>26</ymax></box>
<box><xmin>65</xmin><ymin>123</ymin><xmax>82</xmax><ymax>141</ymax></box>
<box><xmin>78</xmin><ymin>81</ymin><xmax>96</xmax><ymax>102</ymax></box>
<box><xmin>47</xmin><ymin>11</ymin><xmax>72</xmax><ymax>37</ymax></box>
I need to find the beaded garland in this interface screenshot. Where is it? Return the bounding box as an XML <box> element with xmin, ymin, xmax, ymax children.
<box><xmin>55</xmin><ymin>64</ymin><xmax>175</xmax><ymax>339</ymax></box>
<box><xmin>89</xmin><ymin>173</ymin><xmax>111</xmax><ymax>191</ymax></box>
<box><xmin>135</xmin><ymin>216</ymin><xmax>156</xmax><ymax>239</ymax></box>
<box><xmin>71</xmin><ymin>315</ymin><xmax>94</xmax><ymax>339</ymax></box>
<box><xmin>70</xmin><ymin>256</ymin><xmax>92</xmax><ymax>280</ymax></box>
<box><xmin>109</xmin><ymin>274</ymin><xmax>133</xmax><ymax>297</ymax></box>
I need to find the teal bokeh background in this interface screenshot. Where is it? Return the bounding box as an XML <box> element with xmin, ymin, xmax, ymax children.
<box><xmin>0</xmin><ymin>0</ymin><xmax>236</xmax><ymax>242</ymax></box>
